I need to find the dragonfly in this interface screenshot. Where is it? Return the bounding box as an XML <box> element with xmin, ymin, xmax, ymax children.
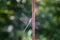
<box><xmin>19</xmin><ymin>13</ymin><xmax>40</xmax><ymax>32</ymax></box>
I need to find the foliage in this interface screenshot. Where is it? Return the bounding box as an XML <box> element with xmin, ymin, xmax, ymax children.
<box><xmin>36</xmin><ymin>0</ymin><xmax>60</xmax><ymax>40</ymax></box>
<box><xmin>0</xmin><ymin>0</ymin><xmax>60</xmax><ymax>40</ymax></box>
<box><xmin>0</xmin><ymin>0</ymin><xmax>32</xmax><ymax>40</ymax></box>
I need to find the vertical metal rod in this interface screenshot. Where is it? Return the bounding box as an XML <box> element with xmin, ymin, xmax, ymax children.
<box><xmin>32</xmin><ymin>0</ymin><xmax>35</xmax><ymax>40</ymax></box>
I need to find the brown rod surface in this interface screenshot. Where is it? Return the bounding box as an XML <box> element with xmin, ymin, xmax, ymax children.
<box><xmin>32</xmin><ymin>0</ymin><xmax>35</xmax><ymax>40</ymax></box>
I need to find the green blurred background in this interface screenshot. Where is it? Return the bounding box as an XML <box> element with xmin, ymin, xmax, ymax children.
<box><xmin>0</xmin><ymin>0</ymin><xmax>60</xmax><ymax>40</ymax></box>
